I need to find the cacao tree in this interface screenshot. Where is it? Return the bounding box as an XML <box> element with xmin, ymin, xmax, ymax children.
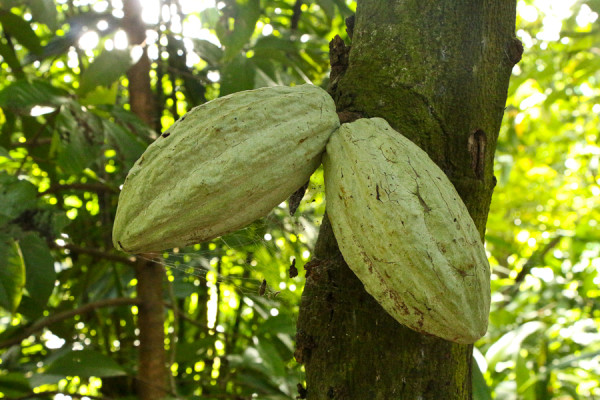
<box><xmin>296</xmin><ymin>1</ymin><xmax>519</xmax><ymax>398</ymax></box>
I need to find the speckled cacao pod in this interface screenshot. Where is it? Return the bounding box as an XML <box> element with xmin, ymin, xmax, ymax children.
<box><xmin>323</xmin><ymin>118</ymin><xmax>490</xmax><ymax>344</ymax></box>
<box><xmin>113</xmin><ymin>84</ymin><xmax>339</xmax><ymax>253</ymax></box>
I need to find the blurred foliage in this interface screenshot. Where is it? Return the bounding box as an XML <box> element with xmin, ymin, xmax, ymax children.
<box><xmin>0</xmin><ymin>0</ymin><xmax>598</xmax><ymax>399</ymax></box>
<box><xmin>484</xmin><ymin>1</ymin><xmax>600</xmax><ymax>399</ymax></box>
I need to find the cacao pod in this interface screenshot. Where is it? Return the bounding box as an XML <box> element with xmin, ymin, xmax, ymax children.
<box><xmin>323</xmin><ymin>117</ymin><xmax>490</xmax><ymax>344</ymax></box>
<box><xmin>113</xmin><ymin>84</ymin><xmax>339</xmax><ymax>253</ymax></box>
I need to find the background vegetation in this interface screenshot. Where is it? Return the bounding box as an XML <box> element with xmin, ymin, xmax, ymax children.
<box><xmin>0</xmin><ymin>0</ymin><xmax>598</xmax><ymax>399</ymax></box>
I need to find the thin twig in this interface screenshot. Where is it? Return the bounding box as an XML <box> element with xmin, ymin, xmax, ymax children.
<box><xmin>9</xmin><ymin>138</ymin><xmax>53</xmax><ymax>148</ymax></box>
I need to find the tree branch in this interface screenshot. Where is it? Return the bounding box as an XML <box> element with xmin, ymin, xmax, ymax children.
<box><xmin>39</xmin><ymin>183</ymin><xmax>119</xmax><ymax>196</ymax></box>
<box><xmin>10</xmin><ymin>138</ymin><xmax>52</xmax><ymax>148</ymax></box>
<box><xmin>0</xmin><ymin>297</ymin><xmax>140</xmax><ymax>349</ymax></box>
<box><xmin>499</xmin><ymin>235</ymin><xmax>565</xmax><ymax>303</ymax></box>
<box><xmin>51</xmin><ymin>243</ymin><xmax>137</xmax><ymax>266</ymax></box>
<box><xmin>291</xmin><ymin>0</ymin><xmax>303</xmax><ymax>30</ymax></box>
<box><xmin>514</xmin><ymin>235</ymin><xmax>563</xmax><ymax>283</ymax></box>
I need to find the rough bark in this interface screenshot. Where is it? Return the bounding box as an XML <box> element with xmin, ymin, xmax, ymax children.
<box><xmin>122</xmin><ymin>1</ymin><xmax>168</xmax><ymax>399</ymax></box>
<box><xmin>296</xmin><ymin>1</ymin><xmax>519</xmax><ymax>399</ymax></box>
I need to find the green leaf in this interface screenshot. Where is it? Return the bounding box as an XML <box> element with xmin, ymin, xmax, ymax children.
<box><xmin>330</xmin><ymin>0</ymin><xmax>354</xmax><ymax>17</ymax></box>
<box><xmin>199</xmin><ymin>6</ymin><xmax>220</xmax><ymax>28</ymax></box>
<box><xmin>0</xmin><ymin>11</ymin><xmax>42</xmax><ymax>54</ymax></box>
<box><xmin>0</xmin><ymin>173</ymin><xmax>38</xmax><ymax>224</ymax></box>
<box><xmin>175</xmin><ymin>337</ymin><xmax>214</xmax><ymax>363</ymax></box>
<box><xmin>472</xmin><ymin>358</ymin><xmax>492</xmax><ymax>400</ymax></box>
<box><xmin>0</xmin><ymin>104</ymin><xmax>16</xmax><ymax>148</ymax></box>
<box><xmin>45</xmin><ymin>350</ymin><xmax>127</xmax><ymax>378</ymax></box>
<box><xmin>236</xmin><ymin>370</ymin><xmax>285</xmax><ymax>396</ymax></box>
<box><xmin>20</xmin><ymin>232</ymin><xmax>56</xmax><ymax>309</ymax></box>
<box><xmin>220</xmin><ymin>0</ymin><xmax>260</xmax><ymax>61</ymax></box>
<box><xmin>26</xmin><ymin>0</ymin><xmax>59</xmax><ymax>31</ymax></box>
<box><xmin>56</xmin><ymin>139</ymin><xmax>97</xmax><ymax>175</ymax></box>
<box><xmin>0</xmin><ymin>145</ymin><xmax>11</xmax><ymax>159</ymax></box>
<box><xmin>181</xmin><ymin>72</ymin><xmax>206</xmax><ymax>106</ymax></box>
<box><xmin>0</xmin><ymin>41</ymin><xmax>23</xmax><ymax>78</ymax></box>
<box><xmin>516</xmin><ymin>351</ymin><xmax>536</xmax><ymax>400</ymax></box>
<box><xmin>485</xmin><ymin>321</ymin><xmax>545</xmax><ymax>368</ymax></box>
<box><xmin>255</xmin><ymin>338</ymin><xmax>286</xmax><ymax>377</ymax></box>
<box><xmin>257</xmin><ymin>314</ymin><xmax>296</xmax><ymax>337</ymax></box>
<box><xmin>193</xmin><ymin>39</ymin><xmax>223</xmax><ymax>67</ymax></box>
<box><xmin>55</xmin><ymin>109</ymin><xmax>101</xmax><ymax>174</ymax></box>
<box><xmin>28</xmin><ymin>34</ymin><xmax>76</xmax><ymax>64</ymax></box>
<box><xmin>220</xmin><ymin>54</ymin><xmax>255</xmax><ymax>96</ymax></box>
<box><xmin>78</xmin><ymin>49</ymin><xmax>137</xmax><ymax>95</ymax></box>
<box><xmin>254</xmin><ymin>35</ymin><xmax>299</xmax><ymax>53</ymax></box>
<box><xmin>27</xmin><ymin>373</ymin><xmax>65</xmax><ymax>388</ymax></box>
<box><xmin>102</xmin><ymin>119</ymin><xmax>147</xmax><ymax>167</ymax></box>
<box><xmin>0</xmin><ymin>0</ymin><xmax>20</xmax><ymax>8</ymax></box>
<box><xmin>317</xmin><ymin>0</ymin><xmax>336</xmax><ymax>19</ymax></box>
<box><xmin>558</xmin><ymin>385</ymin><xmax>581</xmax><ymax>400</ymax></box>
<box><xmin>0</xmin><ymin>79</ymin><xmax>70</xmax><ymax>113</ymax></box>
<box><xmin>79</xmin><ymin>82</ymin><xmax>119</xmax><ymax>105</ymax></box>
<box><xmin>171</xmin><ymin>280</ymin><xmax>198</xmax><ymax>299</ymax></box>
<box><xmin>0</xmin><ymin>372</ymin><xmax>31</xmax><ymax>397</ymax></box>
<box><xmin>17</xmin><ymin>295</ymin><xmax>46</xmax><ymax>320</ymax></box>
<box><xmin>0</xmin><ymin>236</ymin><xmax>26</xmax><ymax>313</ymax></box>
<box><xmin>108</xmin><ymin>106</ymin><xmax>154</xmax><ymax>141</ymax></box>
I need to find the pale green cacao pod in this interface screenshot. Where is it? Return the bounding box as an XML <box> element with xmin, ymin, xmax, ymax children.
<box><xmin>323</xmin><ymin>118</ymin><xmax>490</xmax><ymax>344</ymax></box>
<box><xmin>113</xmin><ymin>84</ymin><xmax>339</xmax><ymax>253</ymax></box>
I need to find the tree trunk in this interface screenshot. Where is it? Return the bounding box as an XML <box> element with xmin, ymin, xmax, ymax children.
<box><xmin>123</xmin><ymin>0</ymin><xmax>156</xmax><ymax>128</ymax></box>
<box><xmin>122</xmin><ymin>1</ymin><xmax>168</xmax><ymax>399</ymax></box>
<box><xmin>296</xmin><ymin>1</ymin><xmax>520</xmax><ymax>399</ymax></box>
<box><xmin>134</xmin><ymin>260</ymin><xmax>168</xmax><ymax>399</ymax></box>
